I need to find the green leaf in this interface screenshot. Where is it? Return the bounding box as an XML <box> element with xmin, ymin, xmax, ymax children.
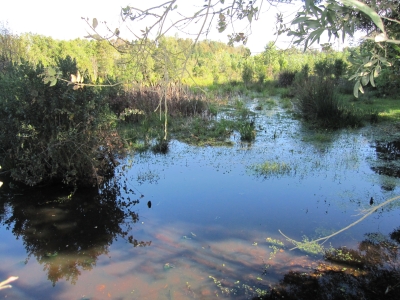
<box><xmin>370</xmin><ymin>72</ymin><xmax>375</xmax><ymax>87</ymax></box>
<box><xmin>247</xmin><ymin>12</ymin><xmax>253</xmax><ymax>23</ymax></box>
<box><xmin>310</xmin><ymin>3</ymin><xmax>322</xmax><ymax>16</ymax></box>
<box><xmin>385</xmin><ymin>39</ymin><xmax>400</xmax><ymax>44</ymax></box>
<box><xmin>348</xmin><ymin>74</ymin><xmax>358</xmax><ymax>81</ymax></box>
<box><xmin>50</xmin><ymin>79</ymin><xmax>57</xmax><ymax>87</ymax></box>
<box><xmin>308</xmin><ymin>28</ymin><xmax>324</xmax><ymax>45</ymax></box>
<box><xmin>363</xmin><ymin>59</ymin><xmax>377</xmax><ymax>67</ymax></box>
<box><xmin>374</xmin><ymin>65</ymin><xmax>381</xmax><ymax>77</ymax></box>
<box><xmin>353</xmin><ymin>80</ymin><xmax>360</xmax><ymax>98</ymax></box>
<box><xmin>92</xmin><ymin>18</ymin><xmax>98</xmax><ymax>29</ymax></box>
<box><xmin>379</xmin><ymin>56</ymin><xmax>392</xmax><ymax>66</ymax></box>
<box><xmin>292</xmin><ymin>17</ymin><xmax>310</xmax><ymax>25</ymax></box>
<box><xmin>361</xmin><ymin>74</ymin><xmax>369</xmax><ymax>86</ymax></box>
<box><xmin>359</xmin><ymin>83</ymin><xmax>364</xmax><ymax>94</ymax></box>
<box><xmin>339</xmin><ymin>0</ymin><xmax>385</xmax><ymax>33</ymax></box>
<box><xmin>305</xmin><ymin>20</ymin><xmax>321</xmax><ymax>29</ymax></box>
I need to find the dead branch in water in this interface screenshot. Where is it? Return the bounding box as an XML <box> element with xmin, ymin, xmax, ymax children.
<box><xmin>280</xmin><ymin>195</ymin><xmax>400</xmax><ymax>251</ymax></box>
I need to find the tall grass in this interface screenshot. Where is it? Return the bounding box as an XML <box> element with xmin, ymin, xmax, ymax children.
<box><xmin>293</xmin><ymin>77</ymin><xmax>362</xmax><ymax>128</ymax></box>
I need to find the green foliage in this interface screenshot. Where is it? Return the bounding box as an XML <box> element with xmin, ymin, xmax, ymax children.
<box><xmin>286</xmin><ymin>0</ymin><xmax>400</xmax><ymax>97</ymax></box>
<box><xmin>374</xmin><ymin>68</ymin><xmax>400</xmax><ymax>97</ymax></box>
<box><xmin>0</xmin><ymin>57</ymin><xmax>121</xmax><ymax>186</ymax></box>
<box><xmin>241</xmin><ymin>61</ymin><xmax>254</xmax><ymax>85</ymax></box>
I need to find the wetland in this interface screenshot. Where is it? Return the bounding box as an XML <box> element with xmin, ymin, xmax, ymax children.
<box><xmin>1</xmin><ymin>96</ymin><xmax>400</xmax><ymax>299</ymax></box>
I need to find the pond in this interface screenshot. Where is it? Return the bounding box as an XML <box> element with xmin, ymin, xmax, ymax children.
<box><xmin>1</xmin><ymin>97</ymin><xmax>400</xmax><ymax>299</ymax></box>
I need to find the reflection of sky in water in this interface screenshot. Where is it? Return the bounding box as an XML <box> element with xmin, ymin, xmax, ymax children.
<box><xmin>1</xmin><ymin>103</ymin><xmax>400</xmax><ymax>299</ymax></box>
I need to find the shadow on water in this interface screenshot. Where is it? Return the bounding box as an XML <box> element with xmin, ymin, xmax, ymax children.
<box><xmin>0</xmin><ymin>176</ymin><xmax>147</xmax><ymax>287</ymax></box>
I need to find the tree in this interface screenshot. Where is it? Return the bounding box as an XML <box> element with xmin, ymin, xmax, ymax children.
<box><xmin>284</xmin><ymin>0</ymin><xmax>400</xmax><ymax>97</ymax></box>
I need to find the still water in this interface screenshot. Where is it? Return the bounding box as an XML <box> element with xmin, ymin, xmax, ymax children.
<box><xmin>1</xmin><ymin>98</ymin><xmax>399</xmax><ymax>299</ymax></box>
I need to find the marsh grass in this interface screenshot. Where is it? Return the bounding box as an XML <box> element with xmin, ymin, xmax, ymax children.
<box><xmin>110</xmin><ymin>84</ymin><xmax>211</xmax><ymax>120</ymax></box>
<box><xmin>171</xmin><ymin>116</ymin><xmax>235</xmax><ymax>146</ymax></box>
<box><xmin>294</xmin><ymin>77</ymin><xmax>363</xmax><ymax>128</ymax></box>
<box><xmin>251</xmin><ymin>161</ymin><xmax>292</xmax><ymax>177</ymax></box>
<box><xmin>238</xmin><ymin>119</ymin><xmax>256</xmax><ymax>141</ymax></box>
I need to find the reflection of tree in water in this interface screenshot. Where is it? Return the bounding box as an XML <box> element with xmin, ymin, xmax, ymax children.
<box><xmin>255</xmin><ymin>227</ymin><xmax>400</xmax><ymax>300</ymax></box>
<box><xmin>0</xmin><ymin>177</ymin><xmax>148</xmax><ymax>286</ymax></box>
<box><xmin>371</xmin><ymin>140</ymin><xmax>400</xmax><ymax>179</ymax></box>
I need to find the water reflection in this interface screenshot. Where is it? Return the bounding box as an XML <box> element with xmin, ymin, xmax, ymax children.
<box><xmin>254</xmin><ymin>227</ymin><xmax>400</xmax><ymax>300</ymax></box>
<box><xmin>372</xmin><ymin>140</ymin><xmax>400</xmax><ymax>178</ymax></box>
<box><xmin>0</xmin><ymin>177</ymin><xmax>144</xmax><ymax>286</ymax></box>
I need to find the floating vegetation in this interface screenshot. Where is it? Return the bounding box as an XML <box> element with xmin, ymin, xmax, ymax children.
<box><xmin>208</xmin><ymin>276</ymin><xmax>268</xmax><ymax>298</ymax></box>
<box><xmin>250</xmin><ymin>161</ymin><xmax>292</xmax><ymax>177</ymax></box>
<box><xmin>295</xmin><ymin>236</ymin><xmax>325</xmax><ymax>255</ymax></box>
<box><xmin>266</xmin><ymin>237</ymin><xmax>285</xmax><ymax>247</ymax></box>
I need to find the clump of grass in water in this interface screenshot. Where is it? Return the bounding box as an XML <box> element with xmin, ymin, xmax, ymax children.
<box><xmin>238</xmin><ymin>120</ymin><xmax>255</xmax><ymax>141</ymax></box>
<box><xmin>251</xmin><ymin>161</ymin><xmax>291</xmax><ymax>177</ymax></box>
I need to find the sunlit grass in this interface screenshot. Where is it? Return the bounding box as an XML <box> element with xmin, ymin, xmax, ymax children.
<box><xmin>341</xmin><ymin>94</ymin><xmax>400</xmax><ymax>122</ymax></box>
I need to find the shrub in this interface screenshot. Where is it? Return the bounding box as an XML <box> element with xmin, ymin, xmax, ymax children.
<box><xmin>242</xmin><ymin>62</ymin><xmax>254</xmax><ymax>86</ymax></box>
<box><xmin>293</xmin><ymin>77</ymin><xmax>362</xmax><ymax>128</ymax></box>
<box><xmin>333</xmin><ymin>58</ymin><xmax>347</xmax><ymax>79</ymax></box>
<box><xmin>0</xmin><ymin>57</ymin><xmax>121</xmax><ymax>186</ymax></box>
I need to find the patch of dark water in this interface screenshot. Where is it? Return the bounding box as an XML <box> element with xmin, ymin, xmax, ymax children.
<box><xmin>0</xmin><ymin>98</ymin><xmax>400</xmax><ymax>299</ymax></box>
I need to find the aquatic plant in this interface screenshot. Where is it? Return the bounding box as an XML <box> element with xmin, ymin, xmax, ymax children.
<box><xmin>238</xmin><ymin>120</ymin><xmax>256</xmax><ymax>141</ymax></box>
<box><xmin>251</xmin><ymin>161</ymin><xmax>291</xmax><ymax>177</ymax></box>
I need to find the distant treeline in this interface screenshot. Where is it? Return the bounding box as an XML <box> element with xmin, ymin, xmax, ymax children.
<box><xmin>0</xmin><ymin>29</ymin><xmax>350</xmax><ymax>87</ymax></box>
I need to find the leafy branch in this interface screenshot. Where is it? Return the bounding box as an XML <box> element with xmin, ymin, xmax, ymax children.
<box><xmin>41</xmin><ymin>67</ymin><xmax>122</xmax><ymax>89</ymax></box>
<box><xmin>287</xmin><ymin>0</ymin><xmax>400</xmax><ymax>97</ymax></box>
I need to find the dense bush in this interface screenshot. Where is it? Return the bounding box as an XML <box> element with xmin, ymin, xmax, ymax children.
<box><xmin>293</xmin><ymin>77</ymin><xmax>362</xmax><ymax>128</ymax></box>
<box><xmin>0</xmin><ymin>57</ymin><xmax>121</xmax><ymax>186</ymax></box>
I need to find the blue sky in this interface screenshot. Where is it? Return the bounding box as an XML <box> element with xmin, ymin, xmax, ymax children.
<box><xmin>1</xmin><ymin>1</ymin><xmax>319</xmax><ymax>54</ymax></box>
